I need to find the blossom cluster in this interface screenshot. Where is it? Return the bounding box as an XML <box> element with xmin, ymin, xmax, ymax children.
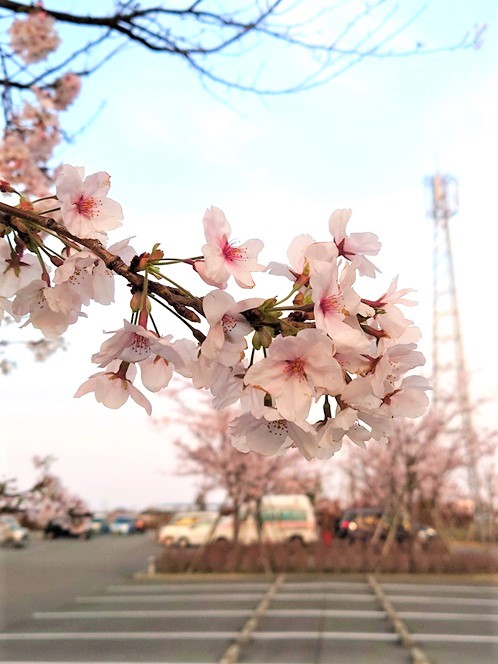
<box><xmin>1</xmin><ymin>10</ymin><xmax>81</xmax><ymax>197</ymax></box>
<box><xmin>0</xmin><ymin>162</ymin><xmax>430</xmax><ymax>461</ymax></box>
<box><xmin>9</xmin><ymin>10</ymin><xmax>61</xmax><ymax>64</ymax></box>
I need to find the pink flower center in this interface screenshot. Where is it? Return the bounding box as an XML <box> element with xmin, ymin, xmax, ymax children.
<box><xmin>131</xmin><ymin>333</ymin><xmax>151</xmax><ymax>359</ymax></box>
<box><xmin>222</xmin><ymin>240</ymin><xmax>246</xmax><ymax>263</ymax></box>
<box><xmin>320</xmin><ymin>293</ymin><xmax>344</xmax><ymax>315</ymax></box>
<box><xmin>284</xmin><ymin>357</ymin><xmax>306</xmax><ymax>379</ymax></box>
<box><xmin>76</xmin><ymin>195</ymin><xmax>99</xmax><ymax>218</ymax></box>
<box><xmin>266</xmin><ymin>420</ymin><xmax>289</xmax><ymax>437</ymax></box>
<box><xmin>222</xmin><ymin>314</ymin><xmax>237</xmax><ymax>333</ymax></box>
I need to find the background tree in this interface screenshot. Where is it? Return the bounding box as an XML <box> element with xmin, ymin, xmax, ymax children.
<box><xmin>160</xmin><ymin>391</ymin><xmax>322</xmax><ymax>543</ymax></box>
<box><xmin>338</xmin><ymin>405</ymin><xmax>497</xmax><ymax>553</ymax></box>
<box><xmin>0</xmin><ymin>454</ymin><xmax>90</xmax><ymax>528</ymax></box>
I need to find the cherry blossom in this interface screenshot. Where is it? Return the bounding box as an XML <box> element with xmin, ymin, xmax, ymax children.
<box><xmin>12</xmin><ymin>279</ymin><xmax>82</xmax><ymax>338</ymax></box>
<box><xmin>309</xmin><ymin>260</ymin><xmax>370</xmax><ymax>351</ymax></box>
<box><xmin>371</xmin><ymin>342</ymin><xmax>426</xmax><ymax>398</ymax></box>
<box><xmin>9</xmin><ymin>11</ymin><xmax>60</xmax><ymax>64</ymax></box>
<box><xmin>139</xmin><ymin>356</ymin><xmax>174</xmax><ymax>393</ymax></box>
<box><xmin>328</xmin><ymin>208</ymin><xmax>381</xmax><ymax>277</ymax></box>
<box><xmin>244</xmin><ymin>328</ymin><xmax>345</xmax><ymax>421</ymax></box>
<box><xmin>267</xmin><ymin>234</ymin><xmax>315</xmax><ymax>282</ymax></box>
<box><xmin>0</xmin><ymin>156</ymin><xmax>430</xmax><ymax>463</ymax></box>
<box><xmin>200</xmin><ymin>206</ymin><xmax>265</xmax><ymax>288</ymax></box>
<box><xmin>55</xmin><ymin>165</ymin><xmax>123</xmax><ymax>239</ymax></box>
<box><xmin>35</xmin><ymin>73</ymin><xmax>81</xmax><ymax>111</ymax></box>
<box><xmin>0</xmin><ymin>239</ymin><xmax>42</xmax><ymax>297</ymax></box>
<box><xmin>201</xmin><ymin>290</ymin><xmax>264</xmax><ymax>367</ymax></box>
<box><xmin>380</xmin><ymin>375</ymin><xmax>431</xmax><ymax>418</ymax></box>
<box><xmin>91</xmin><ymin>321</ymin><xmax>183</xmax><ymax>369</ymax></box>
<box><xmin>75</xmin><ymin>361</ymin><xmax>152</xmax><ymax>414</ymax></box>
<box><xmin>231</xmin><ymin>410</ymin><xmax>317</xmax><ymax>459</ymax></box>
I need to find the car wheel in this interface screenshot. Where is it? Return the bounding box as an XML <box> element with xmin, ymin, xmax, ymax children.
<box><xmin>162</xmin><ymin>536</ymin><xmax>174</xmax><ymax>546</ymax></box>
<box><xmin>178</xmin><ymin>537</ymin><xmax>189</xmax><ymax>549</ymax></box>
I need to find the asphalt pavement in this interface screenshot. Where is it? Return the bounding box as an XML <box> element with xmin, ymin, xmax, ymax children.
<box><xmin>0</xmin><ymin>534</ymin><xmax>497</xmax><ymax>663</ymax></box>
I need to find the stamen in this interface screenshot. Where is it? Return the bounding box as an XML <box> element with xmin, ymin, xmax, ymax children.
<box><xmin>284</xmin><ymin>357</ymin><xmax>306</xmax><ymax>379</ymax></box>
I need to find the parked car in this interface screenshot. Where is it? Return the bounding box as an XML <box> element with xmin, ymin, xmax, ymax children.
<box><xmin>90</xmin><ymin>516</ymin><xmax>110</xmax><ymax>535</ymax></box>
<box><xmin>44</xmin><ymin>514</ymin><xmax>92</xmax><ymax>539</ymax></box>
<box><xmin>134</xmin><ymin>517</ymin><xmax>146</xmax><ymax>533</ymax></box>
<box><xmin>158</xmin><ymin>511</ymin><xmax>219</xmax><ymax>546</ymax></box>
<box><xmin>337</xmin><ymin>508</ymin><xmax>410</xmax><ymax>543</ymax></box>
<box><xmin>158</xmin><ymin>495</ymin><xmax>318</xmax><ymax>548</ymax></box>
<box><xmin>110</xmin><ymin>515</ymin><xmax>137</xmax><ymax>535</ymax></box>
<box><xmin>0</xmin><ymin>515</ymin><xmax>29</xmax><ymax>548</ymax></box>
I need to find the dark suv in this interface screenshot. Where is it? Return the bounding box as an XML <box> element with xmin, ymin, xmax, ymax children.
<box><xmin>337</xmin><ymin>508</ymin><xmax>409</xmax><ymax>542</ymax></box>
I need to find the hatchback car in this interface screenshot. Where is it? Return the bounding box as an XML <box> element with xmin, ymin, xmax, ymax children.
<box><xmin>110</xmin><ymin>515</ymin><xmax>137</xmax><ymax>535</ymax></box>
<box><xmin>338</xmin><ymin>508</ymin><xmax>410</xmax><ymax>542</ymax></box>
<box><xmin>0</xmin><ymin>515</ymin><xmax>29</xmax><ymax>548</ymax></box>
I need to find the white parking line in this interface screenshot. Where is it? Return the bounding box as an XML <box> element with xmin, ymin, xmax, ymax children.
<box><xmin>382</xmin><ymin>582</ymin><xmax>498</xmax><ymax>593</ymax></box>
<box><xmin>274</xmin><ymin>592</ymin><xmax>376</xmax><ymax>601</ymax></box>
<box><xmin>399</xmin><ymin>611</ymin><xmax>498</xmax><ymax>621</ymax></box>
<box><xmin>414</xmin><ymin>634</ymin><xmax>498</xmax><ymax>644</ymax></box>
<box><xmin>0</xmin><ymin>631</ymin><xmax>238</xmax><ymax>640</ymax></box>
<box><xmin>3</xmin><ymin>631</ymin><xmax>497</xmax><ymax>644</ymax></box>
<box><xmin>107</xmin><ymin>581</ymin><xmax>370</xmax><ymax>593</ymax></box>
<box><xmin>76</xmin><ymin>593</ymin><xmax>264</xmax><ymax>603</ymax></box>
<box><xmin>76</xmin><ymin>592</ymin><xmax>379</xmax><ymax>604</ymax></box>
<box><xmin>107</xmin><ymin>583</ymin><xmax>273</xmax><ymax>592</ymax></box>
<box><xmin>387</xmin><ymin>595</ymin><xmax>498</xmax><ymax>606</ymax></box>
<box><xmin>252</xmin><ymin>631</ymin><xmax>399</xmax><ymax>641</ymax></box>
<box><xmin>0</xmin><ymin>630</ymin><xmax>397</xmax><ymax>642</ymax></box>
<box><xmin>34</xmin><ymin>608</ymin><xmax>387</xmax><ymax>620</ymax></box>
<box><xmin>33</xmin><ymin>610</ymin><xmax>251</xmax><ymax>619</ymax></box>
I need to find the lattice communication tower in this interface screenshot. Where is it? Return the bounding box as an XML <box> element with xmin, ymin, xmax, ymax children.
<box><xmin>425</xmin><ymin>174</ymin><xmax>481</xmax><ymax>507</ymax></box>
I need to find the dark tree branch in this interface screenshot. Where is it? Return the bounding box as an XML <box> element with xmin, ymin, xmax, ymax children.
<box><xmin>0</xmin><ymin>1</ymin><xmax>483</xmax><ymax>96</ymax></box>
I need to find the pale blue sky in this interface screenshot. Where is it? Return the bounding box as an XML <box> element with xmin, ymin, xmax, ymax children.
<box><xmin>2</xmin><ymin>1</ymin><xmax>498</xmax><ymax>510</ymax></box>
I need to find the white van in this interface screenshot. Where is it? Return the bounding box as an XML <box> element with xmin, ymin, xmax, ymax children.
<box><xmin>158</xmin><ymin>511</ymin><xmax>220</xmax><ymax>547</ymax></box>
<box><xmin>253</xmin><ymin>493</ymin><xmax>318</xmax><ymax>545</ymax></box>
<box><xmin>158</xmin><ymin>495</ymin><xmax>318</xmax><ymax>547</ymax></box>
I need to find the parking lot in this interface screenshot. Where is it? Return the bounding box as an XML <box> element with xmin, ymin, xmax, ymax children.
<box><xmin>1</xmin><ymin>536</ymin><xmax>497</xmax><ymax>662</ymax></box>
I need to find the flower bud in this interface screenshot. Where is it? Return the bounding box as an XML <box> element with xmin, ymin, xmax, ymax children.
<box><xmin>252</xmin><ymin>330</ymin><xmax>262</xmax><ymax>350</ymax></box>
<box><xmin>258</xmin><ymin>326</ymin><xmax>274</xmax><ymax>348</ymax></box>
<box><xmin>49</xmin><ymin>255</ymin><xmax>64</xmax><ymax>267</ymax></box>
<box><xmin>130</xmin><ymin>290</ymin><xmax>142</xmax><ymax>312</ymax></box>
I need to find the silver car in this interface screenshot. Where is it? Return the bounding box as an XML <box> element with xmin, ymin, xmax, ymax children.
<box><xmin>0</xmin><ymin>515</ymin><xmax>29</xmax><ymax>548</ymax></box>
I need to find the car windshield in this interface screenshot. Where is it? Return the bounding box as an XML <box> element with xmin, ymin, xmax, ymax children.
<box><xmin>170</xmin><ymin>513</ymin><xmax>216</xmax><ymax>526</ymax></box>
<box><xmin>114</xmin><ymin>517</ymin><xmax>132</xmax><ymax>524</ymax></box>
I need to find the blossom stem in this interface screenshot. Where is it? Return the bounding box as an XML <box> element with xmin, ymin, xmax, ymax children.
<box><xmin>38</xmin><ymin>207</ymin><xmax>61</xmax><ymax>215</ymax></box>
<box><xmin>149</xmin><ymin>293</ymin><xmax>205</xmax><ymax>343</ymax></box>
<box><xmin>149</xmin><ymin>312</ymin><xmax>160</xmax><ymax>336</ymax></box>
<box><xmin>30</xmin><ymin>243</ymin><xmax>50</xmax><ymax>285</ymax></box>
<box><xmin>274</xmin><ymin>286</ymin><xmax>298</xmax><ymax>306</ymax></box>
<box><xmin>20</xmin><ymin>218</ymin><xmax>82</xmax><ymax>252</ymax></box>
<box><xmin>155</xmin><ymin>260</ymin><xmax>183</xmax><ymax>266</ymax></box>
<box><xmin>139</xmin><ymin>269</ymin><xmax>149</xmax><ymax>327</ymax></box>
<box><xmin>323</xmin><ymin>395</ymin><xmax>332</xmax><ymax>419</ymax></box>
<box><xmin>38</xmin><ymin>243</ymin><xmax>63</xmax><ymax>262</ymax></box>
<box><xmin>155</xmin><ymin>272</ymin><xmax>196</xmax><ymax>300</ymax></box>
<box><xmin>32</xmin><ymin>195</ymin><xmax>57</xmax><ymax>204</ymax></box>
